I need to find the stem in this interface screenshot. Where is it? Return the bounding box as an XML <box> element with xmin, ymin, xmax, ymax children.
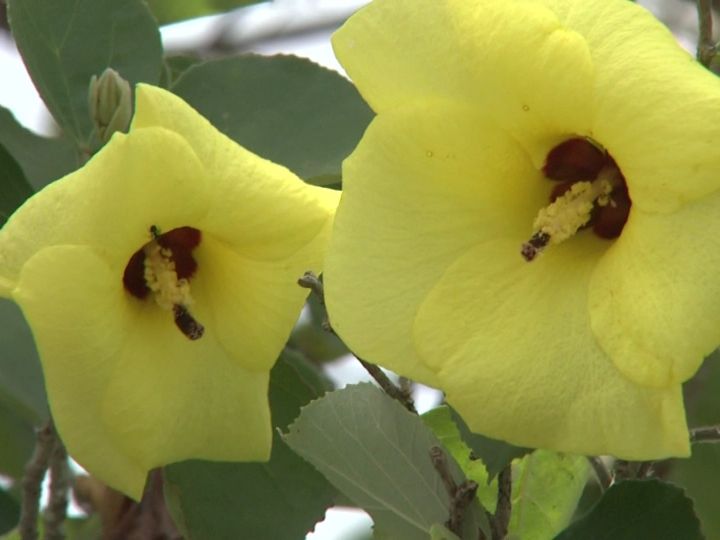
<box><xmin>44</xmin><ymin>436</ymin><xmax>72</xmax><ymax>540</ymax></box>
<box><xmin>690</xmin><ymin>424</ymin><xmax>720</xmax><ymax>443</ymax></box>
<box><xmin>20</xmin><ymin>422</ymin><xmax>56</xmax><ymax>540</ymax></box>
<box><xmin>587</xmin><ymin>456</ymin><xmax>612</xmax><ymax>491</ymax></box>
<box><xmin>429</xmin><ymin>446</ymin><xmax>478</xmax><ymax>538</ymax></box>
<box><xmin>697</xmin><ymin>0</ymin><xmax>716</xmax><ymax>66</ymax></box>
<box><xmin>298</xmin><ymin>271</ymin><xmax>417</xmax><ymax>414</ymax></box>
<box><xmin>492</xmin><ymin>465</ymin><xmax>512</xmax><ymax>540</ymax></box>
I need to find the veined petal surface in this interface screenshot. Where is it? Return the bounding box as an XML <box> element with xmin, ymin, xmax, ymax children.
<box><xmin>413</xmin><ymin>239</ymin><xmax>689</xmax><ymax>459</ymax></box>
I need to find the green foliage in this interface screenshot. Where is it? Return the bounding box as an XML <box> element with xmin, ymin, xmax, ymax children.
<box><xmin>171</xmin><ymin>54</ymin><xmax>374</xmax><ymax>184</ymax></box>
<box><xmin>508</xmin><ymin>450</ymin><xmax>589</xmax><ymax>540</ymax></box>
<box><xmin>0</xmin><ymin>145</ymin><xmax>33</xmax><ymax>227</ymax></box>
<box><xmin>422</xmin><ymin>406</ymin><xmax>497</xmax><ymax>512</ymax></box>
<box><xmin>284</xmin><ymin>383</ymin><xmax>491</xmax><ymax>540</ymax></box>
<box><xmin>555</xmin><ymin>479</ymin><xmax>702</xmax><ymax>540</ymax></box>
<box><xmin>164</xmin><ymin>349</ymin><xmax>336</xmax><ymax>540</ymax></box>
<box><xmin>670</xmin><ymin>351</ymin><xmax>720</xmax><ymax>537</ymax></box>
<box><xmin>0</xmin><ymin>489</ymin><xmax>20</xmax><ymax>536</ymax></box>
<box><xmin>147</xmin><ymin>0</ymin><xmax>264</xmax><ymax>24</ymax></box>
<box><xmin>0</xmin><ymin>106</ymin><xmax>77</xmax><ymax>190</ymax></box>
<box><xmin>8</xmin><ymin>0</ymin><xmax>163</xmax><ymax>146</ymax></box>
<box><xmin>0</xmin><ymin>300</ymin><xmax>48</xmax><ymax>425</ymax></box>
<box><xmin>449</xmin><ymin>407</ymin><xmax>531</xmax><ymax>480</ymax></box>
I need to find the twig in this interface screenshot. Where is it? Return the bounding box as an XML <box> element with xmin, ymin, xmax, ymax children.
<box><xmin>429</xmin><ymin>446</ymin><xmax>479</xmax><ymax>537</ymax></box>
<box><xmin>587</xmin><ymin>456</ymin><xmax>612</xmax><ymax>491</ymax></box>
<box><xmin>635</xmin><ymin>461</ymin><xmax>655</xmax><ymax>479</ymax></box>
<box><xmin>44</xmin><ymin>436</ymin><xmax>72</xmax><ymax>540</ymax></box>
<box><xmin>492</xmin><ymin>465</ymin><xmax>512</xmax><ymax>540</ymax></box>
<box><xmin>690</xmin><ymin>424</ymin><xmax>720</xmax><ymax>443</ymax></box>
<box><xmin>298</xmin><ymin>271</ymin><xmax>417</xmax><ymax>413</ymax></box>
<box><xmin>697</xmin><ymin>0</ymin><xmax>716</xmax><ymax>66</ymax></box>
<box><xmin>20</xmin><ymin>421</ymin><xmax>56</xmax><ymax>540</ymax></box>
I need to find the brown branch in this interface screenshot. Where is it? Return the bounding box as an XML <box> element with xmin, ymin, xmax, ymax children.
<box><xmin>492</xmin><ymin>465</ymin><xmax>512</xmax><ymax>540</ymax></box>
<box><xmin>697</xmin><ymin>0</ymin><xmax>716</xmax><ymax>66</ymax></box>
<box><xmin>429</xmin><ymin>446</ymin><xmax>479</xmax><ymax>538</ymax></box>
<box><xmin>20</xmin><ymin>422</ymin><xmax>56</xmax><ymax>540</ymax></box>
<box><xmin>44</xmin><ymin>436</ymin><xmax>72</xmax><ymax>540</ymax></box>
<box><xmin>691</xmin><ymin>424</ymin><xmax>720</xmax><ymax>443</ymax></box>
<box><xmin>587</xmin><ymin>456</ymin><xmax>612</xmax><ymax>491</ymax></box>
<box><xmin>298</xmin><ymin>271</ymin><xmax>417</xmax><ymax>413</ymax></box>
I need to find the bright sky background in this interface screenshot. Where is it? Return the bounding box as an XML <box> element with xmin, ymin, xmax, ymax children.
<box><xmin>0</xmin><ymin>0</ymin><xmax>704</xmax><ymax>537</ymax></box>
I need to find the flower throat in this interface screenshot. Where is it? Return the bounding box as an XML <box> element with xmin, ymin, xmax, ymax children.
<box><xmin>521</xmin><ymin>138</ymin><xmax>632</xmax><ymax>262</ymax></box>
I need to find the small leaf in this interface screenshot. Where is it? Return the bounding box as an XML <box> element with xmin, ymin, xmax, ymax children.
<box><xmin>0</xmin><ymin>145</ymin><xmax>33</xmax><ymax>226</ymax></box>
<box><xmin>284</xmin><ymin>383</ymin><xmax>490</xmax><ymax>540</ymax></box>
<box><xmin>172</xmin><ymin>54</ymin><xmax>373</xmax><ymax>182</ymax></box>
<box><xmin>555</xmin><ymin>479</ymin><xmax>703</xmax><ymax>540</ymax></box>
<box><xmin>164</xmin><ymin>349</ymin><xmax>335</xmax><ymax>540</ymax></box>
<box><xmin>422</xmin><ymin>406</ymin><xmax>497</xmax><ymax>512</ymax></box>
<box><xmin>0</xmin><ymin>488</ymin><xmax>20</xmax><ymax>535</ymax></box>
<box><xmin>509</xmin><ymin>450</ymin><xmax>589</xmax><ymax>540</ymax></box>
<box><xmin>450</xmin><ymin>407</ymin><xmax>531</xmax><ymax>479</ymax></box>
<box><xmin>0</xmin><ymin>105</ymin><xmax>77</xmax><ymax>190</ymax></box>
<box><xmin>8</xmin><ymin>0</ymin><xmax>163</xmax><ymax>145</ymax></box>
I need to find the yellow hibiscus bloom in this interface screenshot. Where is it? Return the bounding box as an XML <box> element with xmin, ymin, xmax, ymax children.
<box><xmin>324</xmin><ymin>0</ymin><xmax>720</xmax><ymax>459</ymax></box>
<box><xmin>0</xmin><ymin>84</ymin><xmax>339</xmax><ymax>499</ymax></box>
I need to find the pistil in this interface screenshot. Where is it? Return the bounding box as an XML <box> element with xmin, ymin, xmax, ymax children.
<box><xmin>521</xmin><ymin>169</ymin><xmax>620</xmax><ymax>262</ymax></box>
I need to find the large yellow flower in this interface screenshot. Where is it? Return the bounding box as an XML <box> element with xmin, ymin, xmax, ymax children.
<box><xmin>325</xmin><ymin>0</ymin><xmax>720</xmax><ymax>459</ymax></box>
<box><xmin>0</xmin><ymin>84</ymin><xmax>339</xmax><ymax>499</ymax></box>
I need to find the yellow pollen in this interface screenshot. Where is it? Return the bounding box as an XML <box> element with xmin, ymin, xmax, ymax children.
<box><xmin>143</xmin><ymin>242</ymin><xmax>193</xmax><ymax>310</ymax></box>
<box><xmin>521</xmin><ymin>169</ymin><xmax>620</xmax><ymax>262</ymax></box>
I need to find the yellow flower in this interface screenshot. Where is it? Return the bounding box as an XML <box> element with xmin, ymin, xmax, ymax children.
<box><xmin>325</xmin><ymin>0</ymin><xmax>720</xmax><ymax>459</ymax></box>
<box><xmin>0</xmin><ymin>84</ymin><xmax>339</xmax><ymax>499</ymax></box>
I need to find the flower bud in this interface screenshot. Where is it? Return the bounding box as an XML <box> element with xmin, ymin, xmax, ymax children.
<box><xmin>88</xmin><ymin>68</ymin><xmax>132</xmax><ymax>145</ymax></box>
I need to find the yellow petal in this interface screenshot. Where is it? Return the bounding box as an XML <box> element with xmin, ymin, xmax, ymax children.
<box><xmin>589</xmin><ymin>191</ymin><xmax>720</xmax><ymax>388</ymax></box>
<box><xmin>413</xmin><ymin>238</ymin><xmax>689</xmax><ymax>459</ymax></box>
<box><xmin>132</xmin><ymin>84</ymin><xmax>339</xmax><ymax>261</ymax></box>
<box><xmin>14</xmin><ymin>245</ymin><xmax>272</xmax><ymax>500</ymax></box>
<box><xmin>191</xmin><ymin>229</ymin><xmax>332</xmax><ymax>373</ymax></box>
<box><xmin>0</xmin><ymin>127</ymin><xmax>211</xmax><ymax>290</ymax></box>
<box><xmin>325</xmin><ymin>103</ymin><xmax>544</xmax><ymax>384</ymax></box>
<box><xmin>543</xmin><ymin>0</ymin><xmax>720</xmax><ymax>212</ymax></box>
<box><xmin>333</xmin><ymin>0</ymin><xmax>595</xmax><ymax>167</ymax></box>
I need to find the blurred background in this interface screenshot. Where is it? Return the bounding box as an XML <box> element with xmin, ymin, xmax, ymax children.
<box><xmin>0</xmin><ymin>0</ymin><xmax>716</xmax><ymax>539</ymax></box>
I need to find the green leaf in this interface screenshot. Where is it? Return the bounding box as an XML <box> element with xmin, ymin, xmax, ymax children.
<box><xmin>164</xmin><ymin>349</ymin><xmax>335</xmax><ymax>540</ymax></box>
<box><xmin>430</xmin><ymin>523</ymin><xmax>462</xmax><ymax>540</ymax></box>
<box><xmin>0</xmin><ymin>299</ymin><xmax>48</xmax><ymax>425</ymax></box>
<box><xmin>555</xmin><ymin>479</ymin><xmax>703</xmax><ymax>540</ymax></box>
<box><xmin>450</xmin><ymin>407</ymin><xmax>531</xmax><ymax>480</ymax></box>
<box><xmin>670</xmin><ymin>351</ymin><xmax>720</xmax><ymax>537</ymax></box>
<box><xmin>0</xmin><ymin>105</ymin><xmax>77</xmax><ymax>190</ymax></box>
<box><xmin>160</xmin><ymin>55</ymin><xmax>203</xmax><ymax>89</ymax></box>
<box><xmin>0</xmin><ymin>145</ymin><xmax>33</xmax><ymax>226</ymax></box>
<box><xmin>509</xmin><ymin>450</ymin><xmax>589</xmax><ymax>540</ymax></box>
<box><xmin>172</xmin><ymin>54</ymin><xmax>373</xmax><ymax>183</ymax></box>
<box><xmin>0</xmin><ymin>401</ymin><xmax>35</xmax><ymax>479</ymax></box>
<box><xmin>0</xmin><ymin>489</ymin><xmax>20</xmax><ymax>536</ymax></box>
<box><xmin>284</xmin><ymin>383</ymin><xmax>490</xmax><ymax>540</ymax></box>
<box><xmin>422</xmin><ymin>406</ymin><xmax>497</xmax><ymax>512</ymax></box>
<box><xmin>8</xmin><ymin>0</ymin><xmax>163</xmax><ymax>145</ymax></box>
<box><xmin>148</xmin><ymin>0</ymin><xmax>264</xmax><ymax>24</ymax></box>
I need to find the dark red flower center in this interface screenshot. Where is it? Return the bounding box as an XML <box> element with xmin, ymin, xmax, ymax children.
<box><xmin>543</xmin><ymin>137</ymin><xmax>631</xmax><ymax>240</ymax></box>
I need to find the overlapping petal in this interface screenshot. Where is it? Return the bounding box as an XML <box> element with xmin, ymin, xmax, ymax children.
<box><xmin>590</xmin><ymin>191</ymin><xmax>720</xmax><ymax>388</ymax></box>
<box><xmin>413</xmin><ymin>238</ymin><xmax>688</xmax><ymax>458</ymax></box>
<box><xmin>325</xmin><ymin>102</ymin><xmax>543</xmax><ymax>384</ymax></box>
